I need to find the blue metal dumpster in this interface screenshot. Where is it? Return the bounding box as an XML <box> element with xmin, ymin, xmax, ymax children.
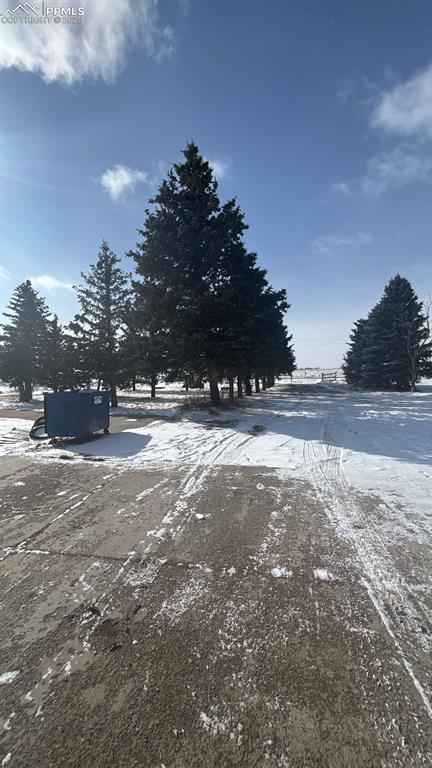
<box><xmin>44</xmin><ymin>391</ymin><xmax>110</xmax><ymax>439</ymax></box>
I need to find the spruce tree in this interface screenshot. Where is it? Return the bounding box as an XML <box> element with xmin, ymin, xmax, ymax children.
<box><xmin>394</xmin><ymin>285</ymin><xmax>432</xmax><ymax>391</ymax></box>
<box><xmin>1</xmin><ymin>155</ymin><xmax>298</xmax><ymax>408</ymax></box>
<box><xmin>40</xmin><ymin>314</ymin><xmax>65</xmax><ymax>393</ymax></box>
<box><xmin>345</xmin><ymin>275</ymin><xmax>432</xmax><ymax>391</ymax></box>
<box><xmin>362</xmin><ymin>276</ymin><xmax>431</xmax><ymax>390</ymax></box>
<box><xmin>0</xmin><ymin>280</ymin><xmax>50</xmax><ymax>401</ymax></box>
<box><xmin>215</xmin><ymin>198</ymin><xmax>295</xmax><ymax>393</ymax></box>
<box><xmin>209</xmin><ymin>199</ymin><xmax>262</xmax><ymax>393</ymax></box>
<box><xmin>118</xmin><ymin>300</ymin><xmax>142</xmax><ymax>391</ymax></box>
<box><xmin>253</xmin><ymin>287</ymin><xmax>295</xmax><ymax>387</ymax></box>
<box><xmin>131</xmin><ymin>143</ymin><xmax>295</xmax><ymax>403</ymax></box>
<box><xmin>120</xmin><ymin>303</ymin><xmax>168</xmax><ymax>397</ymax></box>
<box><xmin>62</xmin><ymin>328</ymin><xmax>88</xmax><ymax>391</ymax></box>
<box><xmin>130</xmin><ymin>142</ymin><xmax>226</xmax><ymax>405</ymax></box>
<box><xmin>342</xmin><ymin>318</ymin><xmax>368</xmax><ymax>386</ymax></box>
<box><xmin>73</xmin><ymin>240</ymin><xmax>129</xmax><ymax>407</ymax></box>
<box><xmin>122</xmin><ymin>287</ymin><xmax>170</xmax><ymax>397</ymax></box>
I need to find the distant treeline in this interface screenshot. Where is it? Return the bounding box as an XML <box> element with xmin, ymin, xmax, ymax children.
<box><xmin>0</xmin><ymin>143</ymin><xmax>295</xmax><ymax>405</ymax></box>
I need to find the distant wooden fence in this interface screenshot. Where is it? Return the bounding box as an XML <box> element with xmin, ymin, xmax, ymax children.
<box><xmin>321</xmin><ymin>371</ymin><xmax>344</xmax><ymax>382</ymax></box>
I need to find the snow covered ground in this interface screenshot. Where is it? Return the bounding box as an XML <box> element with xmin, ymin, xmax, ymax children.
<box><xmin>0</xmin><ymin>382</ymin><xmax>209</xmax><ymax>417</ymax></box>
<box><xmin>0</xmin><ymin>418</ymin><xmax>35</xmax><ymax>446</ymax></box>
<box><xmin>2</xmin><ymin>380</ymin><xmax>431</xmax><ymax>620</ymax></box>
<box><xmin>17</xmin><ymin>380</ymin><xmax>430</xmax><ymax>519</ymax></box>
<box><xmin>1</xmin><ymin>380</ymin><xmax>431</xmax><ymax>518</ymax></box>
<box><xmin>1</xmin><ymin>381</ymin><xmax>431</xmax><ymax>586</ymax></box>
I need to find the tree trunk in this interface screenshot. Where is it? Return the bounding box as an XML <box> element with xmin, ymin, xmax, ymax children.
<box><xmin>150</xmin><ymin>374</ymin><xmax>157</xmax><ymax>399</ymax></box>
<box><xmin>97</xmin><ymin>378</ymin><xmax>101</xmax><ymax>391</ymax></box>
<box><xmin>184</xmin><ymin>375</ymin><xmax>189</xmax><ymax>392</ymax></box>
<box><xmin>22</xmin><ymin>379</ymin><xmax>32</xmax><ymax>402</ymax></box>
<box><xmin>244</xmin><ymin>375</ymin><xmax>252</xmax><ymax>396</ymax></box>
<box><xmin>208</xmin><ymin>370</ymin><xmax>221</xmax><ymax>406</ymax></box>
<box><xmin>254</xmin><ymin>376</ymin><xmax>260</xmax><ymax>393</ymax></box>
<box><xmin>132</xmin><ymin>375</ymin><xmax>136</xmax><ymax>392</ymax></box>
<box><xmin>110</xmin><ymin>376</ymin><xmax>118</xmax><ymax>408</ymax></box>
<box><xmin>237</xmin><ymin>376</ymin><xmax>243</xmax><ymax>398</ymax></box>
<box><xmin>268</xmin><ymin>373</ymin><xmax>275</xmax><ymax>387</ymax></box>
<box><xmin>262</xmin><ymin>376</ymin><xmax>267</xmax><ymax>391</ymax></box>
<box><xmin>410</xmin><ymin>369</ymin><xmax>417</xmax><ymax>392</ymax></box>
<box><xmin>228</xmin><ymin>377</ymin><xmax>234</xmax><ymax>401</ymax></box>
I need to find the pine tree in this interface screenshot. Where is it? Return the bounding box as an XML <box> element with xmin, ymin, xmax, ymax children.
<box><xmin>342</xmin><ymin>318</ymin><xmax>368</xmax><ymax>386</ymax></box>
<box><xmin>362</xmin><ymin>276</ymin><xmax>431</xmax><ymax>390</ymax></box>
<box><xmin>73</xmin><ymin>240</ymin><xmax>129</xmax><ymax>407</ymax></box>
<box><xmin>119</xmin><ymin>299</ymin><xmax>168</xmax><ymax>397</ymax></box>
<box><xmin>208</xmin><ymin>199</ymin><xmax>263</xmax><ymax>394</ymax></box>
<box><xmin>125</xmin><ymin>285</ymin><xmax>171</xmax><ymax>397</ymax></box>
<box><xmin>118</xmin><ymin>300</ymin><xmax>142</xmax><ymax>391</ymax></box>
<box><xmin>394</xmin><ymin>289</ymin><xmax>432</xmax><ymax>392</ymax></box>
<box><xmin>345</xmin><ymin>275</ymin><xmax>432</xmax><ymax>391</ymax></box>
<box><xmin>130</xmin><ymin>142</ymin><xmax>226</xmax><ymax>405</ymax></box>
<box><xmin>40</xmin><ymin>314</ymin><xmax>65</xmax><ymax>393</ymax></box>
<box><xmin>131</xmin><ymin>143</ymin><xmax>295</xmax><ymax>403</ymax></box>
<box><xmin>252</xmin><ymin>287</ymin><xmax>295</xmax><ymax>387</ymax></box>
<box><xmin>0</xmin><ymin>280</ymin><xmax>50</xmax><ymax>401</ymax></box>
<box><xmin>214</xmin><ymin>199</ymin><xmax>295</xmax><ymax>394</ymax></box>
<box><xmin>62</xmin><ymin>328</ymin><xmax>88</xmax><ymax>391</ymax></box>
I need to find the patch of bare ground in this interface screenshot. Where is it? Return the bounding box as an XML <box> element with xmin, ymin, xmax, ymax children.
<box><xmin>1</xmin><ymin>459</ymin><xmax>431</xmax><ymax>766</ymax></box>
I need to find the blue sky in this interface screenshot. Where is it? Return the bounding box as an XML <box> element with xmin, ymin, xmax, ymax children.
<box><xmin>1</xmin><ymin>0</ymin><xmax>431</xmax><ymax>367</ymax></box>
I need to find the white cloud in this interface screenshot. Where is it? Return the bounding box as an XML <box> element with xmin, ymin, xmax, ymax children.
<box><xmin>29</xmin><ymin>275</ymin><xmax>73</xmax><ymax>293</ymax></box>
<box><xmin>99</xmin><ymin>164</ymin><xmax>150</xmax><ymax>201</ymax></box>
<box><xmin>329</xmin><ymin>181</ymin><xmax>353</xmax><ymax>197</ymax></box>
<box><xmin>311</xmin><ymin>232</ymin><xmax>372</xmax><ymax>257</ymax></box>
<box><xmin>0</xmin><ymin>0</ymin><xmax>174</xmax><ymax>85</ymax></box>
<box><xmin>330</xmin><ymin>64</ymin><xmax>432</xmax><ymax>200</ymax></box>
<box><xmin>371</xmin><ymin>64</ymin><xmax>432</xmax><ymax>141</ymax></box>
<box><xmin>206</xmin><ymin>158</ymin><xmax>231</xmax><ymax>181</ymax></box>
<box><xmin>0</xmin><ymin>265</ymin><xmax>11</xmax><ymax>281</ymax></box>
<box><xmin>329</xmin><ymin>146</ymin><xmax>431</xmax><ymax>200</ymax></box>
<box><xmin>361</xmin><ymin>146</ymin><xmax>431</xmax><ymax>196</ymax></box>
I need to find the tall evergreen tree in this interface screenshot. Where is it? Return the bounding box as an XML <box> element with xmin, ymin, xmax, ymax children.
<box><xmin>130</xmin><ymin>142</ymin><xmax>226</xmax><ymax>405</ymax></box>
<box><xmin>122</xmin><ymin>288</ymin><xmax>171</xmax><ymax>397</ymax></box>
<box><xmin>252</xmin><ymin>287</ymin><xmax>295</xmax><ymax>387</ymax></box>
<box><xmin>118</xmin><ymin>299</ymin><xmax>142</xmax><ymax>391</ymax></box>
<box><xmin>62</xmin><ymin>328</ymin><xmax>89</xmax><ymax>391</ymax></box>
<box><xmin>342</xmin><ymin>318</ymin><xmax>368</xmax><ymax>386</ymax></box>
<box><xmin>130</xmin><ymin>144</ymin><xmax>295</xmax><ymax>404</ymax></box>
<box><xmin>40</xmin><ymin>314</ymin><xmax>66</xmax><ymax>393</ymax></box>
<box><xmin>344</xmin><ymin>275</ymin><xmax>432</xmax><ymax>391</ymax></box>
<box><xmin>214</xmin><ymin>199</ymin><xmax>295</xmax><ymax>394</ymax></box>
<box><xmin>0</xmin><ymin>280</ymin><xmax>50</xmax><ymax>401</ymax></box>
<box><xmin>394</xmin><ymin>290</ymin><xmax>432</xmax><ymax>392</ymax></box>
<box><xmin>73</xmin><ymin>240</ymin><xmax>129</xmax><ymax>407</ymax></box>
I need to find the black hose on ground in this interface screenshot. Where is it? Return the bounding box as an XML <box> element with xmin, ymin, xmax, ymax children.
<box><xmin>29</xmin><ymin>416</ymin><xmax>48</xmax><ymax>441</ymax></box>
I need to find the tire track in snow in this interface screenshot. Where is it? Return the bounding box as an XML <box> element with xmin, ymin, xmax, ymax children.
<box><xmin>303</xmin><ymin>396</ymin><xmax>432</xmax><ymax>718</ymax></box>
<box><xmin>138</xmin><ymin>425</ymin><xmax>263</xmax><ymax>621</ymax></box>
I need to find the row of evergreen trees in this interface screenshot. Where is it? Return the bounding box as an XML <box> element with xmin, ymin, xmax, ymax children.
<box><xmin>343</xmin><ymin>275</ymin><xmax>432</xmax><ymax>391</ymax></box>
<box><xmin>0</xmin><ymin>143</ymin><xmax>295</xmax><ymax>406</ymax></box>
